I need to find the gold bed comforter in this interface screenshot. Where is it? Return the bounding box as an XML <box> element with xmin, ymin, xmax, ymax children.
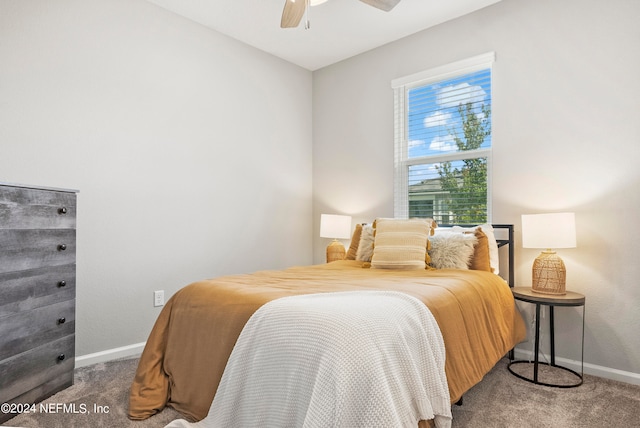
<box><xmin>128</xmin><ymin>260</ymin><xmax>526</xmax><ymax>422</ymax></box>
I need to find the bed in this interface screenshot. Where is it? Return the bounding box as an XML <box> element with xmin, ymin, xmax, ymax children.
<box><xmin>128</xmin><ymin>220</ymin><xmax>526</xmax><ymax>427</ymax></box>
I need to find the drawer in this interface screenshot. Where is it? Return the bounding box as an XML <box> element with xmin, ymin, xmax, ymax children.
<box><xmin>0</xmin><ymin>264</ymin><xmax>75</xmax><ymax>316</ymax></box>
<box><xmin>0</xmin><ymin>186</ymin><xmax>76</xmax><ymax>230</ymax></box>
<box><xmin>0</xmin><ymin>368</ymin><xmax>73</xmax><ymax>424</ymax></box>
<box><xmin>0</xmin><ymin>299</ymin><xmax>75</xmax><ymax>361</ymax></box>
<box><xmin>0</xmin><ymin>334</ymin><xmax>75</xmax><ymax>404</ymax></box>
<box><xmin>0</xmin><ymin>229</ymin><xmax>76</xmax><ymax>274</ymax></box>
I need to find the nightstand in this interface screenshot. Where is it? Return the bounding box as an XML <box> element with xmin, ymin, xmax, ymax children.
<box><xmin>508</xmin><ymin>286</ymin><xmax>585</xmax><ymax>388</ymax></box>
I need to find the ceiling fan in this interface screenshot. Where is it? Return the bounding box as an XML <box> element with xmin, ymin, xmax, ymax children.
<box><xmin>281</xmin><ymin>0</ymin><xmax>401</xmax><ymax>29</ymax></box>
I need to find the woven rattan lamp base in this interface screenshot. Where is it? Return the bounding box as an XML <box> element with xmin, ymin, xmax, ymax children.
<box><xmin>531</xmin><ymin>250</ymin><xmax>566</xmax><ymax>295</ymax></box>
<box><xmin>326</xmin><ymin>240</ymin><xmax>346</xmax><ymax>263</ymax></box>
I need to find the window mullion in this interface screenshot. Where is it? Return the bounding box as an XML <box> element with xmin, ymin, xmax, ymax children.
<box><xmin>404</xmin><ymin>148</ymin><xmax>491</xmax><ymax>167</ymax></box>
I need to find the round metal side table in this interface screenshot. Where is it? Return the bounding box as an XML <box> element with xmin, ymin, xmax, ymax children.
<box><xmin>508</xmin><ymin>286</ymin><xmax>585</xmax><ymax>388</ymax></box>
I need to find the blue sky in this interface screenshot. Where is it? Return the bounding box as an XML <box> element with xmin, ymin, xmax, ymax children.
<box><xmin>407</xmin><ymin>68</ymin><xmax>492</xmax><ymax>159</ymax></box>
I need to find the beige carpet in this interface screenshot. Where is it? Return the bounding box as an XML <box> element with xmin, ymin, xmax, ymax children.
<box><xmin>4</xmin><ymin>357</ymin><xmax>639</xmax><ymax>427</ymax></box>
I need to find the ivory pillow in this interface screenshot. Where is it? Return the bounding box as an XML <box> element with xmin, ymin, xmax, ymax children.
<box><xmin>428</xmin><ymin>232</ymin><xmax>478</xmax><ymax>270</ymax></box>
<box><xmin>370</xmin><ymin>218</ymin><xmax>430</xmax><ymax>270</ymax></box>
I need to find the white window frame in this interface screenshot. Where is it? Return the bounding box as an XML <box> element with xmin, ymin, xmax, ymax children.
<box><xmin>391</xmin><ymin>52</ymin><xmax>495</xmax><ymax>222</ymax></box>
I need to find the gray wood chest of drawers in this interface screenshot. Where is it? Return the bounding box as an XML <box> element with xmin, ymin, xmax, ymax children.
<box><xmin>0</xmin><ymin>182</ymin><xmax>78</xmax><ymax>423</ymax></box>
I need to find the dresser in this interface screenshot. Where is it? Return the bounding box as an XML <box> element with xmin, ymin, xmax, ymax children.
<box><xmin>0</xmin><ymin>182</ymin><xmax>78</xmax><ymax>423</ymax></box>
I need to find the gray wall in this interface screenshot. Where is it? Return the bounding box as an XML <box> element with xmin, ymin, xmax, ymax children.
<box><xmin>0</xmin><ymin>0</ymin><xmax>313</xmax><ymax>356</ymax></box>
<box><xmin>312</xmin><ymin>0</ymin><xmax>640</xmax><ymax>378</ymax></box>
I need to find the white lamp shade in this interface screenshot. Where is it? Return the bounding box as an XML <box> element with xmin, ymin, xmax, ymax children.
<box><xmin>522</xmin><ymin>212</ymin><xmax>576</xmax><ymax>249</ymax></box>
<box><xmin>320</xmin><ymin>214</ymin><xmax>352</xmax><ymax>240</ymax></box>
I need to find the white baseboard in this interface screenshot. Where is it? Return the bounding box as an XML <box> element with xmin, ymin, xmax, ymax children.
<box><xmin>74</xmin><ymin>342</ymin><xmax>640</xmax><ymax>387</ymax></box>
<box><xmin>513</xmin><ymin>347</ymin><xmax>640</xmax><ymax>386</ymax></box>
<box><xmin>75</xmin><ymin>342</ymin><xmax>146</xmax><ymax>368</ymax></box>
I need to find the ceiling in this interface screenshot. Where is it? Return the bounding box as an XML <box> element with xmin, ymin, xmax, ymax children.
<box><xmin>145</xmin><ymin>0</ymin><xmax>502</xmax><ymax>71</ymax></box>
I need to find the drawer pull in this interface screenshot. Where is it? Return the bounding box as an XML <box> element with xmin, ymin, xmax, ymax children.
<box><xmin>59</xmin><ymin>207</ymin><xmax>68</xmax><ymax>215</ymax></box>
<box><xmin>58</xmin><ymin>317</ymin><xmax>66</xmax><ymax>324</ymax></box>
<box><xmin>58</xmin><ymin>280</ymin><xmax>67</xmax><ymax>287</ymax></box>
<box><xmin>58</xmin><ymin>244</ymin><xmax>67</xmax><ymax>251</ymax></box>
<box><xmin>57</xmin><ymin>354</ymin><xmax>66</xmax><ymax>361</ymax></box>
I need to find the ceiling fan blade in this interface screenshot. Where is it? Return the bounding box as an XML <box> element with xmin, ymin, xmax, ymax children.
<box><xmin>359</xmin><ymin>0</ymin><xmax>401</xmax><ymax>12</ymax></box>
<box><xmin>281</xmin><ymin>0</ymin><xmax>306</xmax><ymax>28</ymax></box>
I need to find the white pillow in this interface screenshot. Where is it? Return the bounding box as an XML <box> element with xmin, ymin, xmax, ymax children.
<box><xmin>428</xmin><ymin>232</ymin><xmax>478</xmax><ymax>270</ymax></box>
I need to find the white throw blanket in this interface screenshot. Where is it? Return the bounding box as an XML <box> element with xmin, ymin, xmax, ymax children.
<box><xmin>165</xmin><ymin>291</ymin><xmax>452</xmax><ymax>428</ymax></box>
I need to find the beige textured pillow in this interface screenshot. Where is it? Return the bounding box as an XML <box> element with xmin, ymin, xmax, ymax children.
<box><xmin>428</xmin><ymin>232</ymin><xmax>478</xmax><ymax>270</ymax></box>
<box><xmin>355</xmin><ymin>224</ymin><xmax>375</xmax><ymax>262</ymax></box>
<box><xmin>371</xmin><ymin>218</ymin><xmax>430</xmax><ymax>270</ymax></box>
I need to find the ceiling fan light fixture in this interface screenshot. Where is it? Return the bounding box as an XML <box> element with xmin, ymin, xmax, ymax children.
<box><xmin>281</xmin><ymin>0</ymin><xmax>400</xmax><ymax>29</ymax></box>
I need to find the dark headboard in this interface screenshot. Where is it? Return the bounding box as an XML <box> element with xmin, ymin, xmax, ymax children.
<box><xmin>491</xmin><ymin>224</ymin><xmax>514</xmax><ymax>288</ymax></box>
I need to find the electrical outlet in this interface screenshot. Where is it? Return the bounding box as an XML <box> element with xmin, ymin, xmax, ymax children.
<box><xmin>154</xmin><ymin>290</ymin><xmax>164</xmax><ymax>307</ymax></box>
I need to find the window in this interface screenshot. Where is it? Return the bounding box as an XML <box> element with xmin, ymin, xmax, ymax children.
<box><xmin>392</xmin><ymin>53</ymin><xmax>494</xmax><ymax>225</ymax></box>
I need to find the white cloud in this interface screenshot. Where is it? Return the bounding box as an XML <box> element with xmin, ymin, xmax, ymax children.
<box><xmin>408</xmin><ymin>139</ymin><xmax>426</xmax><ymax>150</ymax></box>
<box><xmin>424</xmin><ymin>111</ymin><xmax>451</xmax><ymax>128</ymax></box>
<box><xmin>437</xmin><ymin>83</ymin><xmax>486</xmax><ymax>108</ymax></box>
<box><xmin>429</xmin><ymin>135</ymin><xmax>457</xmax><ymax>152</ymax></box>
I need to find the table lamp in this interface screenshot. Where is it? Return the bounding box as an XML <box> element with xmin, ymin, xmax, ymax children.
<box><xmin>521</xmin><ymin>212</ymin><xmax>576</xmax><ymax>295</ymax></box>
<box><xmin>320</xmin><ymin>214</ymin><xmax>352</xmax><ymax>263</ymax></box>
